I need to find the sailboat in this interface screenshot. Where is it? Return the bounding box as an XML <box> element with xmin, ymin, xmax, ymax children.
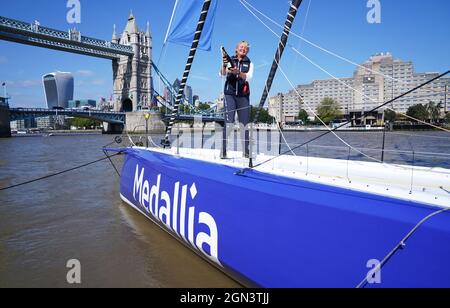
<box><xmin>109</xmin><ymin>0</ymin><xmax>450</xmax><ymax>288</ymax></box>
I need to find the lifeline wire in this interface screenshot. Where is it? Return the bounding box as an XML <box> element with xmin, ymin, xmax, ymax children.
<box><xmin>238</xmin><ymin>0</ymin><xmax>450</xmax><ymax>171</ymax></box>
<box><xmin>356</xmin><ymin>208</ymin><xmax>450</xmax><ymax>289</ymax></box>
<box><xmin>0</xmin><ymin>152</ymin><xmax>123</xmax><ymax>192</ymax></box>
<box><xmin>241</xmin><ymin>0</ymin><xmax>450</xmax><ymax>134</ymax></box>
<box><xmin>239</xmin><ymin>2</ymin><xmax>385</xmax><ymax>164</ymax></box>
<box><xmin>245</xmin><ymin>70</ymin><xmax>450</xmax><ymax>172</ymax></box>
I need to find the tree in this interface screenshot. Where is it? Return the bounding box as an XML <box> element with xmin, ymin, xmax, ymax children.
<box><xmin>68</xmin><ymin>118</ymin><xmax>101</xmax><ymax>129</ymax></box>
<box><xmin>316</xmin><ymin>97</ymin><xmax>342</xmax><ymax>124</ymax></box>
<box><xmin>297</xmin><ymin>109</ymin><xmax>309</xmax><ymax>124</ymax></box>
<box><xmin>426</xmin><ymin>101</ymin><xmax>441</xmax><ymax>123</ymax></box>
<box><xmin>406</xmin><ymin>104</ymin><xmax>429</xmax><ymax>122</ymax></box>
<box><xmin>250</xmin><ymin>106</ymin><xmax>275</xmax><ymax>124</ymax></box>
<box><xmin>179</xmin><ymin>104</ymin><xmax>191</xmax><ymax>114</ymax></box>
<box><xmin>159</xmin><ymin>106</ymin><xmax>168</xmax><ymax>115</ymax></box>
<box><xmin>445</xmin><ymin>113</ymin><xmax>450</xmax><ymax>124</ymax></box>
<box><xmin>197</xmin><ymin>103</ymin><xmax>211</xmax><ymax>111</ymax></box>
<box><xmin>384</xmin><ymin>109</ymin><xmax>397</xmax><ymax>123</ymax></box>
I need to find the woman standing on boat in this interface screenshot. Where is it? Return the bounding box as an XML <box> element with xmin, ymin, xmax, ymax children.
<box><xmin>220</xmin><ymin>40</ymin><xmax>254</xmax><ymax>159</ymax></box>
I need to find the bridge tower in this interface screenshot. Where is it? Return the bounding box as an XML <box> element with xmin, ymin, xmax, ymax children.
<box><xmin>112</xmin><ymin>12</ymin><xmax>152</xmax><ymax>112</ymax></box>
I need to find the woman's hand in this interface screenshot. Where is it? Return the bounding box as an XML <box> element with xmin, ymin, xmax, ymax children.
<box><xmin>228</xmin><ymin>67</ymin><xmax>240</xmax><ymax>75</ymax></box>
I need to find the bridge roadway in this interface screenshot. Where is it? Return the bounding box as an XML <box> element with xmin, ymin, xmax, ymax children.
<box><xmin>9</xmin><ymin>108</ymin><xmax>225</xmax><ymax>125</ymax></box>
<box><xmin>163</xmin><ymin>113</ymin><xmax>225</xmax><ymax>124</ymax></box>
<box><xmin>0</xmin><ymin>15</ymin><xmax>133</xmax><ymax>59</ymax></box>
<box><xmin>9</xmin><ymin>108</ymin><xmax>126</xmax><ymax>124</ymax></box>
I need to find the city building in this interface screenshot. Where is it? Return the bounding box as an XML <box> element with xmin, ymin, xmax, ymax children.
<box><xmin>97</xmin><ymin>97</ymin><xmax>114</xmax><ymax>111</ymax></box>
<box><xmin>214</xmin><ymin>93</ymin><xmax>225</xmax><ymax>112</ymax></box>
<box><xmin>269</xmin><ymin>53</ymin><xmax>450</xmax><ymax>123</ymax></box>
<box><xmin>268</xmin><ymin>94</ymin><xmax>284</xmax><ymax>123</ymax></box>
<box><xmin>112</xmin><ymin>12</ymin><xmax>152</xmax><ymax>112</ymax></box>
<box><xmin>171</xmin><ymin>78</ymin><xmax>193</xmax><ymax>105</ymax></box>
<box><xmin>42</xmin><ymin>71</ymin><xmax>74</xmax><ymax>109</ymax></box>
<box><xmin>12</xmin><ymin>118</ymin><xmax>37</xmax><ymax>130</ymax></box>
<box><xmin>193</xmin><ymin>95</ymin><xmax>200</xmax><ymax>104</ymax></box>
<box><xmin>36</xmin><ymin>117</ymin><xmax>54</xmax><ymax>129</ymax></box>
<box><xmin>184</xmin><ymin>86</ymin><xmax>193</xmax><ymax>105</ymax></box>
<box><xmin>68</xmin><ymin>99</ymin><xmax>97</xmax><ymax>109</ymax></box>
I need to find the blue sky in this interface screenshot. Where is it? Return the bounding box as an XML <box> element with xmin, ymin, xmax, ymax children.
<box><xmin>0</xmin><ymin>0</ymin><xmax>449</xmax><ymax>108</ymax></box>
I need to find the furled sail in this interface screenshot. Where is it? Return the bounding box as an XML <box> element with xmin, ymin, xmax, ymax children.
<box><xmin>165</xmin><ymin>0</ymin><xmax>218</xmax><ymax>51</ymax></box>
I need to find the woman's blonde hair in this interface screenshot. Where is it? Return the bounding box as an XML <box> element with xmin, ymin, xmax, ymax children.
<box><xmin>235</xmin><ymin>40</ymin><xmax>251</xmax><ymax>55</ymax></box>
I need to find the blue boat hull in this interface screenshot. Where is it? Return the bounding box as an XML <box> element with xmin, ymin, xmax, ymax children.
<box><xmin>118</xmin><ymin>148</ymin><xmax>450</xmax><ymax>288</ymax></box>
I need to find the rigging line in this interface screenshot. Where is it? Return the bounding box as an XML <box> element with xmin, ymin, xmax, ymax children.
<box><xmin>240</xmin><ymin>0</ymin><xmax>446</xmax><ymax>95</ymax></box>
<box><xmin>236</xmin><ymin>7</ymin><xmax>393</xmax><ymax>164</ymax></box>
<box><xmin>385</xmin><ymin>106</ymin><xmax>450</xmax><ymax>132</ymax></box>
<box><xmin>148</xmin><ymin>134</ymin><xmax>163</xmax><ymax>149</ymax></box>
<box><xmin>251</xmin><ymin>69</ymin><xmax>450</xmax><ymax>171</ymax></box>
<box><xmin>156</xmin><ymin>43</ymin><xmax>168</xmax><ymax>69</ymax></box>
<box><xmin>277</xmin><ymin>118</ymin><xmax>296</xmax><ymax>156</ymax></box>
<box><xmin>292</xmin><ymin>47</ymin><xmax>450</xmax><ymax>133</ymax></box>
<box><xmin>221</xmin><ymin>3</ymin><xmax>294</xmax><ymax>158</ymax></box>
<box><xmin>245</xmin><ymin>70</ymin><xmax>450</xmax><ymax>172</ymax></box>
<box><xmin>157</xmin><ymin>0</ymin><xmax>179</xmax><ymax>68</ymax></box>
<box><xmin>237</xmin><ymin>2</ymin><xmax>447</xmax><ymax>171</ymax></box>
<box><xmin>162</xmin><ymin>0</ymin><xmax>214</xmax><ymax>148</ymax></box>
<box><xmin>387</xmin><ymin>131</ymin><xmax>450</xmax><ymax>141</ymax></box>
<box><xmin>163</xmin><ymin>0</ymin><xmax>179</xmax><ymax>45</ymax></box>
<box><xmin>356</xmin><ymin>207</ymin><xmax>450</xmax><ymax>289</ymax></box>
<box><xmin>238</xmin><ymin>66</ymin><xmax>450</xmax><ymax>172</ymax></box>
<box><xmin>252</xmin><ymin>0</ymin><xmax>303</xmax><ymax>124</ymax></box>
<box><xmin>0</xmin><ymin>153</ymin><xmax>123</xmax><ymax>192</ymax></box>
<box><xmin>385</xmin><ymin>90</ymin><xmax>450</xmax><ymax>100</ymax></box>
<box><xmin>291</xmin><ymin>0</ymin><xmax>312</xmax><ymax>72</ymax></box>
<box><xmin>217</xmin><ymin>137</ymin><xmax>450</xmax><ymax>159</ymax></box>
<box><xmin>274</xmin><ymin>58</ymin><xmax>383</xmax><ymax>164</ymax></box>
<box><xmin>125</xmin><ymin>130</ymin><xmax>136</xmax><ymax>147</ymax></box>
<box><xmin>239</xmin><ymin>3</ymin><xmax>450</xmax><ymax>171</ymax></box>
<box><xmin>103</xmin><ymin>149</ymin><xmax>121</xmax><ymax>177</ymax></box>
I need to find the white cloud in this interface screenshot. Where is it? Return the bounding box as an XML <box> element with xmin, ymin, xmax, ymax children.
<box><xmin>91</xmin><ymin>79</ymin><xmax>106</xmax><ymax>86</ymax></box>
<box><xmin>75</xmin><ymin>70</ymin><xmax>95</xmax><ymax>77</ymax></box>
<box><xmin>255</xmin><ymin>60</ymin><xmax>270</xmax><ymax>70</ymax></box>
<box><xmin>6</xmin><ymin>79</ymin><xmax>41</xmax><ymax>88</ymax></box>
<box><xmin>191</xmin><ymin>74</ymin><xmax>210</xmax><ymax>81</ymax></box>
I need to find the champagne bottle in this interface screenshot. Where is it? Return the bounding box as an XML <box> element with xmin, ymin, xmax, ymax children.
<box><xmin>221</xmin><ymin>46</ymin><xmax>234</xmax><ymax>69</ymax></box>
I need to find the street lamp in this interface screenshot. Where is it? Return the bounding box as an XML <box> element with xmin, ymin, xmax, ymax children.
<box><xmin>144</xmin><ymin>112</ymin><xmax>150</xmax><ymax>148</ymax></box>
<box><xmin>2</xmin><ymin>82</ymin><xmax>6</xmax><ymax>104</ymax></box>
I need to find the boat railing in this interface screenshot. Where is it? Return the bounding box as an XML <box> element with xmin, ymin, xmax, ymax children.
<box><xmin>125</xmin><ymin>126</ymin><xmax>450</xmax><ymax>170</ymax></box>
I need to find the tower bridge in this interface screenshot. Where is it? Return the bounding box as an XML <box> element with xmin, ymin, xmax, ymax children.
<box><xmin>0</xmin><ymin>13</ymin><xmax>224</xmax><ymax>138</ymax></box>
<box><xmin>0</xmin><ymin>12</ymin><xmax>152</xmax><ymax>113</ymax></box>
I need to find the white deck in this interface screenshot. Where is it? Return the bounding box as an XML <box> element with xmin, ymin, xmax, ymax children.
<box><xmin>136</xmin><ymin>147</ymin><xmax>450</xmax><ymax>209</ymax></box>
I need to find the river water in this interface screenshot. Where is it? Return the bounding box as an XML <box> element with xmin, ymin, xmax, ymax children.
<box><xmin>0</xmin><ymin>131</ymin><xmax>449</xmax><ymax>287</ymax></box>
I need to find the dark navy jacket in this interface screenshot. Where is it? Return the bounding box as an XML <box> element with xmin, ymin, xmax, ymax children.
<box><xmin>224</xmin><ymin>56</ymin><xmax>252</xmax><ymax>97</ymax></box>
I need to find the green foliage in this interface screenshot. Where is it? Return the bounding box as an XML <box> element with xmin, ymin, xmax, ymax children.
<box><xmin>445</xmin><ymin>112</ymin><xmax>450</xmax><ymax>124</ymax></box>
<box><xmin>68</xmin><ymin>117</ymin><xmax>101</xmax><ymax>129</ymax></box>
<box><xmin>316</xmin><ymin>97</ymin><xmax>342</xmax><ymax>124</ymax></box>
<box><xmin>297</xmin><ymin>109</ymin><xmax>309</xmax><ymax>124</ymax></box>
<box><xmin>426</xmin><ymin>101</ymin><xmax>442</xmax><ymax>123</ymax></box>
<box><xmin>384</xmin><ymin>109</ymin><xmax>397</xmax><ymax>122</ymax></box>
<box><xmin>250</xmin><ymin>106</ymin><xmax>275</xmax><ymax>124</ymax></box>
<box><xmin>406</xmin><ymin>104</ymin><xmax>429</xmax><ymax>121</ymax></box>
<box><xmin>197</xmin><ymin>103</ymin><xmax>211</xmax><ymax>111</ymax></box>
<box><xmin>159</xmin><ymin>106</ymin><xmax>168</xmax><ymax>115</ymax></box>
<box><xmin>179</xmin><ymin>104</ymin><xmax>191</xmax><ymax>114</ymax></box>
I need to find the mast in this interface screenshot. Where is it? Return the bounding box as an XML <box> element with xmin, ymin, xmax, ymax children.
<box><xmin>161</xmin><ymin>0</ymin><xmax>213</xmax><ymax>147</ymax></box>
<box><xmin>254</xmin><ymin>0</ymin><xmax>303</xmax><ymax>123</ymax></box>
